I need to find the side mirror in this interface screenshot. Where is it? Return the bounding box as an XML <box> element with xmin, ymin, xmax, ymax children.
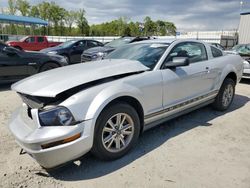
<box><xmin>164</xmin><ymin>57</ymin><xmax>190</xmax><ymax>68</ymax></box>
<box><xmin>3</xmin><ymin>47</ymin><xmax>18</xmax><ymax>56</ymax></box>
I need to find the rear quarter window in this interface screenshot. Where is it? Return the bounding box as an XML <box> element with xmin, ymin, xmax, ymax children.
<box><xmin>211</xmin><ymin>46</ymin><xmax>223</xmax><ymax>58</ymax></box>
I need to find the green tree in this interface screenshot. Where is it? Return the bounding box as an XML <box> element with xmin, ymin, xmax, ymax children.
<box><xmin>16</xmin><ymin>0</ymin><xmax>30</xmax><ymax>16</ymax></box>
<box><xmin>8</xmin><ymin>0</ymin><xmax>17</xmax><ymax>15</ymax></box>
<box><xmin>29</xmin><ymin>6</ymin><xmax>39</xmax><ymax>17</ymax></box>
<box><xmin>144</xmin><ymin>16</ymin><xmax>157</xmax><ymax>36</ymax></box>
<box><xmin>65</xmin><ymin>10</ymin><xmax>77</xmax><ymax>35</ymax></box>
<box><xmin>76</xmin><ymin>9</ymin><xmax>89</xmax><ymax>35</ymax></box>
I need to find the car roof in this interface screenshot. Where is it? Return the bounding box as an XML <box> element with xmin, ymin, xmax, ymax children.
<box><xmin>135</xmin><ymin>39</ymin><xmax>175</xmax><ymax>44</ymax></box>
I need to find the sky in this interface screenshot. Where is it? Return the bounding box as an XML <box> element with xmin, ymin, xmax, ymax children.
<box><xmin>0</xmin><ymin>0</ymin><xmax>250</xmax><ymax>31</ymax></box>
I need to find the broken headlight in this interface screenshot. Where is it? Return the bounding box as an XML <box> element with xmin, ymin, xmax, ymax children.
<box><xmin>39</xmin><ymin>106</ymin><xmax>76</xmax><ymax>126</ymax></box>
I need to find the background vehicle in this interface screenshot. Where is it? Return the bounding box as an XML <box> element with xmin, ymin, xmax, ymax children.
<box><xmin>6</xmin><ymin>36</ymin><xmax>61</xmax><ymax>51</ymax></box>
<box><xmin>210</xmin><ymin>43</ymin><xmax>225</xmax><ymax>50</ymax></box>
<box><xmin>227</xmin><ymin>44</ymin><xmax>250</xmax><ymax>60</ymax></box>
<box><xmin>9</xmin><ymin>40</ymin><xmax>243</xmax><ymax>168</ymax></box>
<box><xmin>41</xmin><ymin>39</ymin><xmax>103</xmax><ymax>64</ymax></box>
<box><xmin>0</xmin><ymin>42</ymin><xmax>67</xmax><ymax>83</ymax></box>
<box><xmin>81</xmin><ymin>36</ymin><xmax>150</xmax><ymax>62</ymax></box>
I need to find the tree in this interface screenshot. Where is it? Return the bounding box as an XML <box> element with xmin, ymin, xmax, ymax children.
<box><xmin>65</xmin><ymin>10</ymin><xmax>77</xmax><ymax>35</ymax></box>
<box><xmin>8</xmin><ymin>0</ymin><xmax>17</xmax><ymax>15</ymax></box>
<box><xmin>144</xmin><ymin>16</ymin><xmax>157</xmax><ymax>36</ymax></box>
<box><xmin>76</xmin><ymin>9</ymin><xmax>89</xmax><ymax>35</ymax></box>
<box><xmin>16</xmin><ymin>0</ymin><xmax>30</xmax><ymax>16</ymax></box>
<box><xmin>29</xmin><ymin>6</ymin><xmax>39</xmax><ymax>17</ymax></box>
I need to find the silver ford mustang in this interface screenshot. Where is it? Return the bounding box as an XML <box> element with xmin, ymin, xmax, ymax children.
<box><xmin>9</xmin><ymin>39</ymin><xmax>243</xmax><ymax>168</ymax></box>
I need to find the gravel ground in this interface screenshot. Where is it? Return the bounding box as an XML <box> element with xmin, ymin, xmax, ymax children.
<box><xmin>0</xmin><ymin>80</ymin><xmax>250</xmax><ymax>188</ymax></box>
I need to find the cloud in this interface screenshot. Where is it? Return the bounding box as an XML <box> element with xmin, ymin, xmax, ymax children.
<box><xmin>0</xmin><ymin>0</ymin><xmax>247</xmax><ymax>31</ymax></box>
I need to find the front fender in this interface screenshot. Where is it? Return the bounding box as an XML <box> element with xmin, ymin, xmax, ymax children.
<box><xmin>85</xmin><ymin>83</ymin><xmax>144</xmax><ymax>120</ymax></box>
<box><xmin>60</xmin><ymin>82</ymin><xmax>145</xmax><ymax>123</ymax></box>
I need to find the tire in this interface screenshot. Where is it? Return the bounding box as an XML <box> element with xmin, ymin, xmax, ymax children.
<box><xmin>39</xmin><ymin>62</ymin><xmax>59</xmax><ymax>72</ymax></box>
<box><xmin>91</xmin><ymin>103</ymin><xmax>140</xmax><ymax>160</ymax></box>
<box><xmin>212</xmin><ymin>78</ymin><xmax>235</xmax><ymax>111</ymax></box>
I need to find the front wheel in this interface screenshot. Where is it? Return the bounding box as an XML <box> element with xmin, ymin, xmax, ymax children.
<box><xmin>91</xmin><ymin>103</ymin><xmax>140</xmax><ymax>160</ymax></box>
<box><xmin>212</xmin><ymin>78</ymin><xmax>235</xmax><ymax>111</ymax></box>
<box><xmin>39</xmin><ymin>62</ymin><xmax>59</xmax><ymax>72</ymax></box>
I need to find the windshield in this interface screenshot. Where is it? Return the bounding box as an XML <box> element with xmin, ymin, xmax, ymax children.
<box><xmin>105</xmin><ymin>38</ymin><xmax>133</xmax><ymax>48</ymax></box>
<box><xmin>58</xmin><ymin>40</ymin><xmax>77</xmax><ymax>48</ymax></box>
<box><xmin>232</xmin><ymin>45</ymin><xmax>243</xmax><ymax>51</ymax></box>
<box><xmin>105</xmin><ymin>43</ymin><xmax>169</xmax><ymax>69</ymax></box>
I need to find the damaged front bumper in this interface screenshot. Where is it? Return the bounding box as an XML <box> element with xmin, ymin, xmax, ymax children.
<box><xmin>8</xmin><ymin>105</ymin><xmax>94</xmax><ymax>169</ymax></box>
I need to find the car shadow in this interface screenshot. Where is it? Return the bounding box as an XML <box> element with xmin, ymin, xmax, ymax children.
<box><xmin>240</xmin><ymin>78</ymin><xmax>250</xmax><ymax>84</ymax></box>
<box><xmin>45</xmin><ymin>94</ymin><xmax>249</xmax><ymax>181</ymax></box>
<box><xmin>0</xmin><ymin>83</ymin><xmax>12</xmax><ymax>92</ymax></box>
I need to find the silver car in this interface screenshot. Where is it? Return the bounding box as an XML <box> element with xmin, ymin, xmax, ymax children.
<box><xmin>9</xmin><ymin>40</ymin><xmax>243</xmax><ymax>168</ymax></box>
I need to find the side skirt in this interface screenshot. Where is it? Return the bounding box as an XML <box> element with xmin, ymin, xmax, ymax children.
<box><xmin>143</xmin><ymin>99</ymin><xmax>214</xmax><ymax>132</ymax></box>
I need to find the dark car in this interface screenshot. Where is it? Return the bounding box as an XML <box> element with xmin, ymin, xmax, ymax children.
<box><xmin>0</xmin><ymin>42</ymin><xmax>68</xmax><ymax>83</ymax></box>
<box><xmin>40</xmin><ymin>39</ymin><xmax>104</xmax><ymax>64</ymax></box>
<box><xmin>81</xmin><ymin>36</ymin><xmax>150</xmax><ymax>62</ymax></box>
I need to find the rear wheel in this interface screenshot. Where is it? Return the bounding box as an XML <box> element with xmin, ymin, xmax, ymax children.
<box><xmin>212</xmin><ymin>78</ymin><xmax>235</xmax><ymax>111</ymax></box>
<box><xmin>39</xmin><ymin>62</ymin><xmax>59</xmax><ymax>72</ymax></box>
<box><xmin>91</xmin><ymin>103</ymin><xmax>140</xmax><ymax>160</ymax></box>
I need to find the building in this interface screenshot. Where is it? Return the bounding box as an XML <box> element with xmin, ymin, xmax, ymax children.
<box><xmin>238</xmin><ymin>12</ymin><xmax>250</xmax><ymax>44</ymax></box>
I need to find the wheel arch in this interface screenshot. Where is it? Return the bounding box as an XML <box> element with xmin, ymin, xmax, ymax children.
<box><xmin>84</xmin><ymin>84</ymin><xmax>146</xmax><ymax>134</ymax></box>
<box><xmin>98</xmin><ymin>96</ymin><xmax>145</xmax><ymax>133</ymax></box>
<box><xmin>225</xmin><ymin>72</ymin><xmax>237</xmax><ymax>84</ymax></box>
<box><xmin>38</xmin><ymin>61</ymin><xmax>61</xmax><ymax>73</ymax></box>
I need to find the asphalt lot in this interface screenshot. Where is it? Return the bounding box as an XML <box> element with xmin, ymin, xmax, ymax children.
<box><xmin>0</xmin><ymin>80</ymin><xmax>250</xmax><ymax>188</ymax></box>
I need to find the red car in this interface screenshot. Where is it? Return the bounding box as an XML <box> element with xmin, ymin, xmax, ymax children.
<box><xmin>6</xmin><ymin>36</ymin><xmax>61</xmax><ymax>51</ymax></box>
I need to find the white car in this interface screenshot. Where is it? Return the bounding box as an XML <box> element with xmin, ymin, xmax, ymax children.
<box><xmin>9</xmin><ymin>40</ymin><xmax>244</xmax><ymax>168</ymax></box>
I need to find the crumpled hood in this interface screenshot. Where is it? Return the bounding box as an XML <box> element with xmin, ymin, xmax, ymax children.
<box><xmin>83</xmin><ymin>46</ymin><xmax>115</xmax><ymax>55</ymax></box>
<box><xmin>12</xmin><ymin>59</ymin><xmax>149</xmax><ymax>97</ymax></box>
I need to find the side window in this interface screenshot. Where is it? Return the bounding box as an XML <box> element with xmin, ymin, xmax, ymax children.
<box><xmin>88</xmin><ymin>41</ymin><xmax>100</xmax><ymax>48</ymax></box>
<box><xmin>25</xmin><ymin>37</ymin><xmax>35</xmax><ymax>43</ymax></box>
<box><xmin>211</xmin><ymin>46</ymin><xmax>223</xmax><ymax>58</ymax></box>
<box><xmin>165</xmin><ymin>42</ymin><xmax>208</xmax><ymax>63</ymax></box>
<box><xmin>75</xmin><ymin>41</ymin><xmax>86</xmax><ymax>47</ymax></box>
<box><xmin>37</xmin><ymin>37</ymin><xmax>45</xmax><ymax>43</ymax></box>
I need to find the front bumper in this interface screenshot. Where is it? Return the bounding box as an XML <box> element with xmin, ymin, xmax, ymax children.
<box><xmin>8</xmin><ymin>106</ymin><xmax>94</xmax><ymax>168</ymax></box>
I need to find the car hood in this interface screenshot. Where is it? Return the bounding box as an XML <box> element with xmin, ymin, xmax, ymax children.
<box><xmin>23</xmin><ymin>51</ymin><xmax>65</xmax><ymax>59</ymax></box>
<box><xmin>12</xmin><ymin>59</ymin><xmax>149</xmax><ymax>97</ymax></box>
<box><xmin>83</xmin><ymin>46</ymin><xmax>115</xmax><ymax>55</ymax></box>
<box><xmin>6</xmin><ymin>40</ymin><xmax>19</xmax><ymax>44</ymax></box>
<box><xmin>40</xmin><ymin>46</ymin><xmax>62</xmax><ymax>52</ymax></box>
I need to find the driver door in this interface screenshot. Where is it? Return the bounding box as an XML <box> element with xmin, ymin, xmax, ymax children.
<box><xmin>70</xmin><ymin>40</ymin><xmax>87</xmax><ymax>63</ymax></box>
<box><xmin>161</xmin><ymin>42</ymin><xmax>215</xmax><ymax>109</ymax></box>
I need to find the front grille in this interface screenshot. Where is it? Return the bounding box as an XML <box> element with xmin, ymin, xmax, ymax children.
<box><xmin>20</xmin><ymin>94</ymin><xmax>43</xmax><ymax>109</ymax></box>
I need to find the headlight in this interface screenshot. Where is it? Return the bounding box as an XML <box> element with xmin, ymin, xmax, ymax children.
<box><xmin>48</xmin><ymin>51</ymin><xmax>58</xmax><ymax>54</ymax></box>
<box><xmin>39</xmin><ymin>107</ymin><xmax>76</xmax><ymax>126</ymax></box>
<box><xmin>93</xmin><ymin>52</ymin><xmax>107</xmax><ymax>60</ymax></box>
